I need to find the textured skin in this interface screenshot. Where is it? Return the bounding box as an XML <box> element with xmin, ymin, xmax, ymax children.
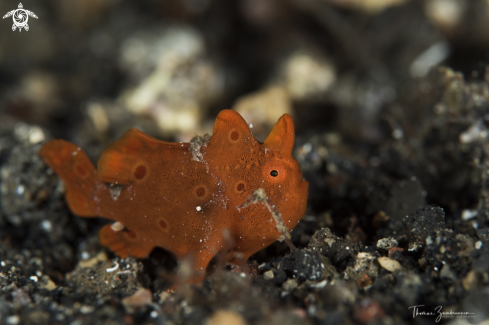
<box><xmin>39</xmin><ymin>109</ymin><xmax>308</xmax><ymax>282</ymax></box>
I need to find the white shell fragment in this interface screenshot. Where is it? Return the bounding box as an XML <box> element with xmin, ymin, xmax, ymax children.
<box><xmin>111</xmin><ymin>222</ymin><xmax>125</xmax><ymax>232</ymax></box>
<box><xmin>377</xmin><ymin>257</ymin><xmax>402</xmax><ymax>272</ymax></box>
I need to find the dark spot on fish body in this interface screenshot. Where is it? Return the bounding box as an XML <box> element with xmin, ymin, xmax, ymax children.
<box><xmin>134</xmin><ymin>165</ymin><xmax>146</xmax><ymax>179</ymax></box>
<box><xmin>196</xmin><ymin>187</ymin><xmax>206</xmax><ymax>197</ymax></box>
<box><xmin>230</xmin><ymin>131</ymin><xmax>239</xmax><ymax>141</ymax></box>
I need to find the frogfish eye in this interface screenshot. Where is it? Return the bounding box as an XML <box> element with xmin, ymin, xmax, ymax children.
<box><xmin>263</xmin><ymin>161</ymin><xmax>286</xmax><ymax>182</ymax></box>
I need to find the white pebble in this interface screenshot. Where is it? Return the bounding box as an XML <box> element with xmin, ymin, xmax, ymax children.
<box><xmin>377</xmin><ymin>257</ymin><xmax>402</xmax><ymax>272</ymax></box>
<box><xmin>111</xmin><ymin>222</ymin><xmax>125</xmax><ymax>232</ymax></box>
<box><xmin>6</xmin><ymin>315</ymin><xmax>20</xmax><ymax>325</ymax></box>
<box><xmin>16</xmin><ymin>185</ymin><xmax>25</xmax><ymax>195</ymax></box>
<box><xmin>41</xmin><ymin>220</ymin><xmax>52</xmax><ymax>232</ymax></box>
<box><xmin>475</xmin><ymin>241</ymin><xmax>483</xmax><ymax>249</ymax></box>
<box><xmin>462</xmin><ymin>209</ymin><xmax>478</xmax><ymax>221</ymax></box>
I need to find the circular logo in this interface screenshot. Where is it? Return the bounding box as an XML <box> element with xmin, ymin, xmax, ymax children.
<box><xmin>13</xmin><ymin>9</ymin><xmax>28</xmax><ymax>28</ymax></box>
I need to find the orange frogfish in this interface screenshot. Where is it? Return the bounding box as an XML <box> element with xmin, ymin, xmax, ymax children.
<box><xmin>40</xmin><ymin>109</ymin><xmax>308</xmax><ymax>283</ymax></box>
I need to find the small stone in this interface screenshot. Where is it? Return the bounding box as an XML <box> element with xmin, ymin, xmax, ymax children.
<box><xmin>77</xmin><ymin>251</ymin><xmax>108</xmax><ymax>269</ymax></box>
<box><xmin>477</xmin><ymin>228</ymin><xmax>489</xmax><ymax>241</ymax></box>
<box><xmin>404</xmin><ymin>206</ymin><xmax>445</xmax><ymax>251</ymax></box>
<box><xmin>440</xmin><ymin>264</ymin><xmax>456</xmax><ymax>280</ymax></box>
<box><xmin>159</xmin><ymin>291</ymin><xmax>171</xmax><ymax>303</ymax></box>
<box><xmin>122</xmin><ymin>288</ymin><xmax>152</xmax><ymax>313</ymax></box>
<box><xmin>377</xmin><ymin>257</ymin><xmax>402</xmax><ymax>272</ymax></box>
<box><xmin>462</xmin><ymin>270</ymin><xmax>479</xmax><ymax>290</ymax></box>
<box><xmin>356</xmin><ymin>274</ymin><xmax>373</xmax><ymax>289</ymax></box>
<box><xmin>205</xmin><ymin>310</ymin><xmax>247</xmax><ymax>325</ymax></box>
<box><xmin>424</xmin><ymin>0</ymin><xmax>463</xmax><ymax>31</ymax></box>
<box><xmin>282</xmin><ymin>278</ymin><xmax>298</xmax><ymax>292</ymax></box>
<box><xmin>40</xmin><ymin>276</ymin><xmax>57</xmax><ymax>291</ymax></box>
<box><xmin>353</xmin><ymin>298</ymin><xmax>385</xmax><ymax>324</ymax></box>
<box><xmin>263</xmin><ymin>270</ymin><xmax>274</xmax><ymax>280</ymax></box>
<box><xmin>344</xmin><ymin>252</ymin><xmax>379</xmax><ymax>280</ymax></box>
<box><xmin>388</xmin><ymin>247</ymin><xmax>404</xmax><ymax>258</ymax></box>
<box><xmin>273</xmin><ymin>269</ymin><xmax>287</xmax><ymax>286</ymax></box>
<box><xmin>79</xmin><ymin>305</ymin><xmax>95</xmax><ymax>314</ymax></box>
<box><xmin>6</xmin><ymin>315</ymin><xmax>20</xmax><ymax>325</ymax></box>
<box><xmin>376</xmin><ymin>237</ymin><xmax>398</xmax><ymax>250</ymax></box>
<box><xmin>11</xmin><ymin>288</ymin><xmax>31</xmax><ymax>306</ymax></box>
<box><xmin>461</xmin><ymin>209</ymin><xmax>478</xmax><ymax>220</ymax></box>
<box><xmin>86</xmin><ymin>102</ymin><xmax>110</xmax><ymax>133</ymax></box>
<box><xmin>294</xmin><ymin>249</ymin><xmax>325</xmax><ymax>281</ymax></box>
<box><xmin>280</xmin><ymin>50</ymin><xmax>336</xmax><ymax>100</ymax></box>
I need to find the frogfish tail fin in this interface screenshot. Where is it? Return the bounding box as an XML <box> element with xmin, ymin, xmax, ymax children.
<box><xmin>39</xmin><ymin>139</ymin><xmax>106</xmax><ymax>217</ymax></box>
